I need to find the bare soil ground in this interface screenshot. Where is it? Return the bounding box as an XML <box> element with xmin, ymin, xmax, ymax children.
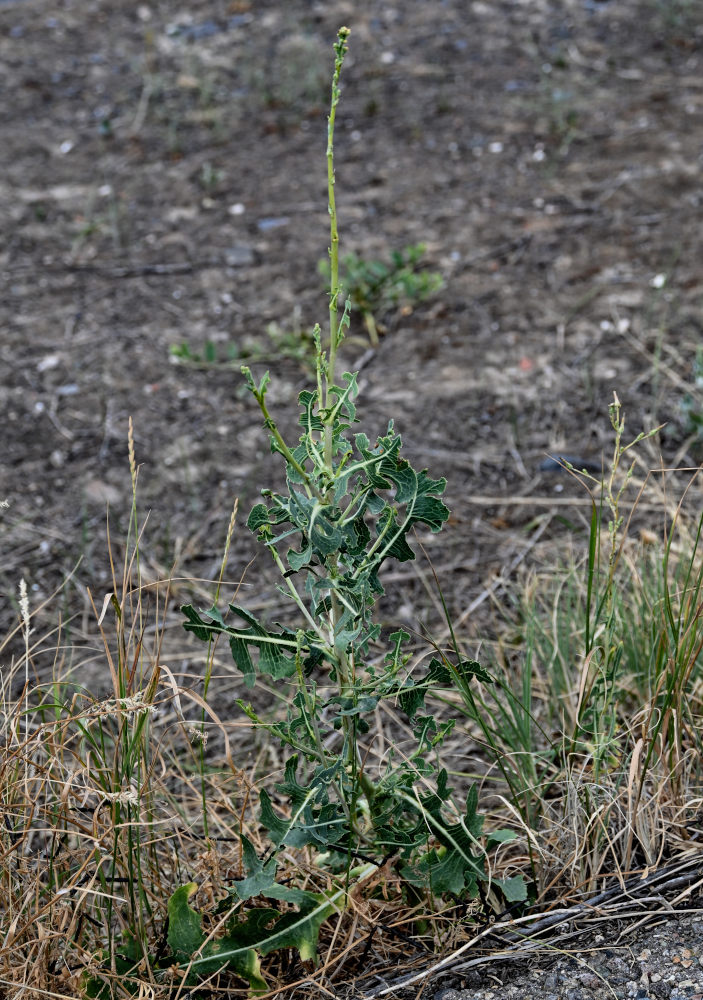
<box><xmin>2</xmin><ymin>0</ymin><xmax>703</xmax><ymax>997</ymax></box>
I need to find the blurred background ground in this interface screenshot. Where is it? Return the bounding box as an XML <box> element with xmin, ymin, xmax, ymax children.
<box><xmin>2</xmin><ymin>0</ymin><xmax>702</xmax><ymax>662</ymax></box>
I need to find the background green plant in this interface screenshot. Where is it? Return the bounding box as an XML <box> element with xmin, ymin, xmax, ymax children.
<box><xmin>319</xmin><ymin>242</ymin><xmax>443</xmax><ymax>344</ymax></box>
<box><xmin>680</xmin><ymin>346</ymin><xmax>703</xmax><ymax>446</ymax></box>
<box><xmin>170</xmin><ymin>316</ymin><xmax>319</xmax><ymax>373</ymax></box>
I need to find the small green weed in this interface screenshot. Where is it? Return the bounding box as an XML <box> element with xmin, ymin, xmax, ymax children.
<box><xmin>320</xmin><ymin>243</ymin><xmax>443</xmax><ymax>344</ymax></box>
<box><xmin>264</xmin><ymin>32</ymin><xmax>329</xmax><ymax>114</ymax></box>
<box><xmin>652</xmin><ymin>0</ymin><xmax>700</xmax><ymax>39</ymax></box>
<box><xmin>538</xmin><ymin>73</ymin><xmax>580</xmax><ymax>158</ymax></box>
<box><xmin>679</xmin><ymin>345</ymin><xmax>703</xmax><ymax>444</ymax></box>
<box><xmin>70</xmin><ymin>192</ymin><xmax>125</xmax><ymax>259</ymax></box>
<box><xmin>198</xmin><ymin>160</ymin><xmax>223</xmax><ymax>191</ymax></box>
<box><xmin>170</xmin><ymin>337</ymin><xmax>237</xmax><ymax>366</ymax></box>
<box><xmin>170</xmin><ymin>315</ymin><xmax>319</xmax><ymax>373</ymax></box>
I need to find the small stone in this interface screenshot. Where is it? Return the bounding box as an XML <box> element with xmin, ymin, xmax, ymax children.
<box><xmin>176</xmin><ymin>74</ymin><xmax>200</xmax><ymax>90</ymax></box>
<box><xmin>578</xmin><ymin>973</ymin><xmax>601</xmax><ymax>988</ymax></box>
<box><xmin>224</xmin><ymin>245</ymin><xmax>254</xmax><ymax>267</ymax></box>
<box><xmin>84</xmin><ymin>479</ymin><xmax>122</xmax><ymax>506</ymax></box>
<box><xmin>257</xmin><ymin>216</ymin><xmax>290</xmax><ymax>232</ymax></box>
<box><xmin>37</xmin><ymin>353</ymin><xmax>60</xmax><ymax>373</ymax></box>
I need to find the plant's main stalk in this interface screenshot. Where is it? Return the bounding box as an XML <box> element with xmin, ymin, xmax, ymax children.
<box><xmin>325</xmin><ymin>26</ymin><xmax>350</xmax><ymax>466</ymax></box>
<box><xmin>321</xmin><ymin>27</ymin><xmax>363</xmax><ymax>811</ymax></box>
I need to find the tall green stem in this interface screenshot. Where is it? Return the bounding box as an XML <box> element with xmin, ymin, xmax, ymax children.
<box><xmin>322</xmin><ymin>29</ymin><xmax>375</xmax><ymax>821</ymax></box>
<box><xmin>324</xmin><ymin>26</ymin><xmax>350</xmax><ymax>468</ymax></box>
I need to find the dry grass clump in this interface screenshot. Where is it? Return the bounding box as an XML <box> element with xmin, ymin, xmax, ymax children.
<box><xmin>0</xmin><ymin>545</ymin><xmax>238</xmax><ymax>996</ymax></box>
<box><xmin>456</xmin><ymin>452</ymin><xmax>703</xmax><ymax>909</ymax></box>
<box><xmin>1</xmin><ymin>482</ymin><xmax>700</xmax><ymax>998</ymax></box>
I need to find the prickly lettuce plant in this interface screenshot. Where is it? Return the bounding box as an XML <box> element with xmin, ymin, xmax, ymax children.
<box><xmin>179</xmin><ymin>27</ymin><xmax>523</xmax><ymax>990</ymax></box>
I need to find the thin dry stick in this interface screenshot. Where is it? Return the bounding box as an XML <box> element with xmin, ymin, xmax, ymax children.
<box><xmin>0</xmin><ymin>978</ymin><xmax>81</xmax><ymax>1000</ymax></box>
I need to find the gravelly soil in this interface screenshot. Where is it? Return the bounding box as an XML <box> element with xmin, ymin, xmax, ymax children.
<box><xmin>4</xmin><ymin>0</ymin><xmax>703</xmax><ymax>643</ymax></box>
<box><xmin>355</xmin><ymin>909</ymin><xmax>703</xmax><ymax>1000</ymax></box>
